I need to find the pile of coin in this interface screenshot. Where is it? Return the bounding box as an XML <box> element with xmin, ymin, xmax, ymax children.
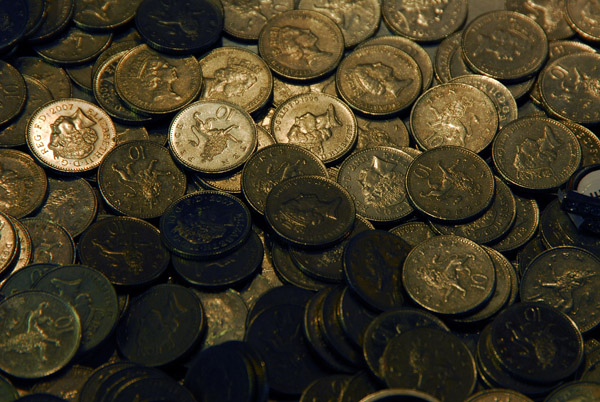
<box><xmin>2</xmin><ymin>0</ymin><xmax>600</xmax><ymax>401</ymax></box>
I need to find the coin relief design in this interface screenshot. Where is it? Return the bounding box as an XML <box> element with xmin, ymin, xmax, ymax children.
<box><xmin>221</xmin><ymin>0</ymin><xmax>295</xmax><ymax>40</ymax></box>
<box><xmin>506</xmin><ymin>0</ymin><xmax>574</xmax><ymax>40</ymax></box>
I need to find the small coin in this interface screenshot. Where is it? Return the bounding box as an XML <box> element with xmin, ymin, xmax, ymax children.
<box><xmin>220</xmin><ymin>0</ymin><xmax>295</xmax><ymax>40</ymax></box>
<box><xmin>0</xmin><ymin>290</ymin><xmax>81</xmax><ymax>379</ymax></box>
<box><xmin>336</xmin><ymin>45</ymin><xmax>422</xmax><ymax>116</ymax></box>
<box><xmin>562</xmin><ymin>121</ymin><xmax>600</xmax><ymax>167</ymax></box>
<box><xmin>259</xmin><ymin>10</ymin><xmax>344</xmax><ymax>80</ymax></box>
<box><xmin>506</xmin><ymin>0</ymin><xmax>574</xmax><ymax>40</ymax></box>
<box><xmin>66</xmin><ymin>63</ymin><xmax>94</xmax><ymax>93</ymax></box>
<box><xmin>389</xmin><ymin>221</ymin><xmax>437</xmax><ymax>247</ymax></box>
<box><xmin>113</xmin><ymin>375</ymin><xmax>196</xmax><ymax>402</ymax></box>
<box><xmin>0</xmin><ymin>61</ymin><xmax>26</xmax><ymax>127</ymax></box>
<box><xmin>22</xmin><ymin>218</ymin><xmax>75</xmax><ymax>266</ymax></box>
<box><xmin>406</xmin><ymin>146</ymin><xmax>495</xmax><ymax>222</ymax></box>
<box><xmin>73</xmin><ymin>0</ymin><xmax>143</xmax><ymax>31</ymax></box>
<box><xmin>464</xmin><ymin>388</ymin><xmax>532</xmax><ymax>402</ymax></box>
<box><xmin>300</xmin><ymin>375</ymin><xmax>352</xmax><ymax>402</ymax></box>
<box><xmin>78</xmin><ymin>362</ymin><xmax>137</xmax><ymax>402</ymax></box>
<box><xmin>265</xmin><ymin>175</ymin><xmax>355</xmax><ymax>248</ymax></box>
<box><xmin>27</xmin><ymin>98</ymin><xmax>117</xmax><ymax>173</ymax></box>
<box><xmin>489</xmin><ymin>195</ymin><xmax>539</xmax><ymax>253</ymax></box>
<box><xmin>24</xmin><ymin>0</ymin><xmax>47</xmax><ymax>39</ymax></box>
<box><xmin>77</xmin><ymin>216</ymin><xmax>170</xmax><ymax>287</ymax></box>
<box><xmin>0</xmin><ymin>263</ymin><xmax>58</xmax><ymax>297</ymax></box>
<box><xmin>411</xmin><ymin>83</ymin><xmax>498</xmax><ymax>152</ymax></box>
<box><xmin>98</xmin><ymin>140</ymin><xmax>186</xmax><ymax>219</ymax></box>
<box><xmin>169</xmin><ymin>100</ymin><xmax>257</xmax><ymax>174</ymax></box>
<box><xmin>271</xmin><ymin>93</ymin><xmax>357</xmax><ymax>163</ymax></box>
<box><xmin>114</xmin><ymin>124</ymin><xmax>149</xmax><ymax>144</ymax></box>
<box><xmin>116</xmin><ymin>284</ymin><xmax>204</xmax><ymax>366</ymax></box>
<box><xmin>339</xmin><ymin>371</ymin><xmax>380</xmax><ymax>402</ymax></box>
<box><xmin>492</xmin><ymin>117</ymin><xmax>581</xmax><ymax>190</ymax></box>
<box><xmin>270</xmin><ymin>241</ymin><xmax>329</xmax><ymax>291</ymax></box>
<box><xmin>545</xmin><ymin>381</ymin><xmax>600</xmax><ymax>402</ymax></box>
<box><xmin>0</xmin><ymin>149</ymin><xmax>47</xmax><ymax>219</ymax></box>
<box><xmin>382</xmin><ymin>0</ymin><xmax>468</xmax><ymax>42</ymax></box>
<box><xmin>13</xmin><ymin>56</ymin><xmax>72</xmax><ymax>99</ymax></box>
<box><xmin>403</xmin><ymin>235</ymin><xmax>495</xmax><ymax>315</ymax></box>
<box><xmin>199</xmin><ymin>47</ymin><xmax>272</xmax><ymax>114</ymax></box>
<box><xmin>27</xmin><ymin>0</ymin><xmax>74</xmax><ymax>44</ymax></box>
<box><xmin>33</xmin><ymin>27</ymin><xmax>112</xmax><ymax>65</ymax></box>
<box><xmin>0</xmin><ymin>212</ymin><xmax>17</xmax><ymax>276</ymax></box>
<box><xmin>115</xmin><ymin>44</ymin><xmax>202</xmax><ymax>115</ymax></box>
<box><xmin>337</xmin><ymin>286</ymin><xmax>377</xmax><ymax>348</ymax></box>
<box><xmin>354</xmin><ymin>115</ymin><xmax>410</xmax><ymax>152</ymax></box>
<box><xmin>565</xmin><ymin>0</ymin><xmax>600</xmax><ymax>42</ymax></box>
<box><xmin>6</xmin><ymin>217</ymin><xmax>33</xmax><ymax>274</ymax></box>
<box><xmin>31</xmin><ymin>364</ymin><xmax>92</xmax><ymax>401</ymax></box>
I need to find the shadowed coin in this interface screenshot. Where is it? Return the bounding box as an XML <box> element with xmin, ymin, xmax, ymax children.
<box><xmin>0</xmin><ymin>61</ymin><xmax>26</xmax><ymax>127</ymax></box>
<box><xmin>300</xmin><ymin>375</ymin><xmax>352</xmax><ymax>402</ymax></box>
<box><xmin>73</xmin><ymin>0</ymin><xmax>143</xmax><ymax>31</ymax></box>
<box><xmin>13</xmin><ymin>57</ymin><xmax>72</xmax><ymax>99</ymax></box>
<box><xmin>30</xmin><ymin>365</ymin><xmax>93</xmax><ymax>401</ymax></box>
<box><xmin>22</xmin><ymin>219</ymin><xmax>75</xmax><ymax>266</ymax></box>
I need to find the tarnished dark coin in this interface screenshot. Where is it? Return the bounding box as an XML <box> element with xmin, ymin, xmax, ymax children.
<box><xmin>258</xmin><ymin>10</ymin><xmax>344</xmax><ymax>80</ymax></box>
<box><xmin>6</xmin><ymin>216</ymin><xmax>33</xmax><ymax>274</ymax></box>
<box><xmin>13</xmin><ymin>57</ymin><xmax>72</xmax><ymax>99</ymax></box>
<box><xmin>172</xmin><ymin>230</ymin><xmax>263</xmax><ymax>288</ymax></box>
<box><xmin>193</xmin><ymin>289</ymin><xmax>247</xmax><ymax>350</ymax></box>
<box><xmin>490</xmin><ymin>302</ymin><xmax>584</xmax><ymax>384</ymax></box>
<box><xmin>112</xmin><ymin>375</ymin><xmax>196</xmax><ymax>402</ymax></box>
<box><xmin>199</xmin><ymin>47</ymin><xmax>273</xmax><ymax>114</ymax></box>
<box><xmin>17</xmin><ymin>395</ymin><xmax>68</xmax><ymax>401</ymax></box>
<box><xmin>411</xmin><ymin>83</ymin><xmax>498</xmax><ymax>152</ymax></box>
<box><xmin>464</xmin><ymin>388</ymin><xmax>532</xmax><ymax>402</ymax></box>
<box><xmin>344</xmin><ymin>230</ymin><xmax>411</xmax><ymax>311</ymax></box>
<box><xmin>354</xmin><ymin>115</ymin><xmax>410</xmax><ymax>152</ymax></box>
<box><xmin>337</xmin><ymin>286</ymin><xmax>376</xmax><ymax>349</ymax></box>
<box><xmin>89</xmin><ymin>365</ymin><xmax>164</xmax><ymax>402</ymax></box>
<box><xmin>362</xmin><ymin>307</ymin><xmax>449</xmax><ymax>381</ymax></box>
<box><xmin>338</xmin><ymin>147</ymin><xmax>415</xmax><ymax>223</ymax></box>
<box><xmin>250</xmin><ymin>285</ymin><xmax>314</xmax><ymax>327</ymax></box>
<box><xmin>492</xmin><ymin>117</ymin><xmax>581</xmax><ymax>191</ymax></box>
<box><xmin>245</xmin><ymin>303</ymin><xmax>329</xmax><ymax>396</ymax></box>
<box><xmin>78</xmin><ymin>217</ymin><xmax>169</xmax><ymax>287</ymax></box>
<box><xmin>24</xmin><ymin>0</ymin><xmax>46</xmax><ymax>39</ymax></box>
<box><xmin>336</xmin><ymin>45</ymin><xmax>422</xmax><ymax>116</ymax></box>
<box><xmin>73</xmin><ymin>0</ymin><xmax>143</xmax><ymax>30</ymax></box>
<box><xmin>32</xmin><ymin>176</ymin><xmax>96</xmax><ymax>238</ymax></box>
<box><xmin>169</xmin><ymin>100</ymin><xmax>257</xmax><ymax>174</ymax></box>
<box><xmin>0</xmin><ymin>61</ymin><xmax>26</xmax><ymax>127</ymax></box>
<box><xmin>265</xmin><ymin>175</ymin><xmax>355</xmax><ymax>248</ymax></box>
<box><xmin>27</xmin><ymin>0</ymin><xmax>74</xmax><ymax>44</ymax></box>
<box><xmin>300</xmin><ymin>375</ymin><xmax>351</xmax><ymax>402</ymax></box>
<box><xmin>0</xmin><ymin>149</ymin><xmax>47</xmax><ymax>219</ymax></box>
<box><xmin>545</xmin><ymin>381</ymin><xmax>600</xmax><ymax>401</ymax></box>
<box><xmin>506</xmin><ymin>0</ymin><xmax>574</xmax><ymax>40</ymax></box>
<box><xmin>33</xmin><ymin>28</ymin><xmax>112</xmax><ymax>65</ymax></box>
<box><xmin>271</xmin><ymin>241</ymin><xmax>329</xmax><ymax>291</ymax></box>
<box><xmin>565</xmin><ymin>0</ymin><xmax>600</xmax><ymax>42</ymax></box>
<box><xmin>272</xmin><ymin>93</ymin><xmax>357</xmax><ymax>163</ymax></box>
<box><xmin>0</xmin><ymin>0</ymin><xmax>27</xmax><ymax>54</ymax></box>
<box><xmin>430</xmin><ymin>177</ymin><xmax>516</xmax><ymax>245</ymax></box>
<box><xmin>540</xmin><ymin>53</ymin><xmax>600</xmax><ymax>124</ymax></box>
<box><xmin>98</xmin><ymin>140</ymin><xmax>186</xmax><ymax>219</ymax></box>
<box><xmin>30</xmin><ymin>365</ymin><xmax>93</xmax><ymax>401</ymax></box>
<box><xmin>0</xmin><ymin>290</ymin><xmax>81</xmax><ymax>379</ymax></box>
<box><xmin>520</xmin><ymin>246</ymin><xmax>600</xmax><ymax>333</ymax></box>
<box><xmin>339</xmin><ymin>371</ymin><xmax>380</xmax><ymax>402</ymax></box>
<box><xmin>489</xmin><ymin>195</ymin><xmax>539</xmax><ymax>253</ymax></box>
<box><xmin>22</xmin><ymin>218</ymin><xmax>75</xmax><ymax>266</ymax></box>
<box><xmin>78</xmin><ymin>362</ymin><xmax>137</xmax><ymax>402</ymax></box>
<box><xmin>117</xmin><ymin>284</ymin><xmax>204</xmax><ymax>366</ymax></box>
<box><xmin>562</xmin><ymin>121</ymin><xmax>600</xmax><ymax>167</ymax></box>
<box><xmin>220</xmin><ymin>0</ymin><xmax>294</xmax><ymax>40</ymax></box>
<box><xmin>115</xmin><ymin>44</ymin><xmax>202</xmax><ymax>115</ymax></box>
<box><xmin>389</xmin><ymin>221</ymin><xmax>437</xmax><ymax>247</ymax></box>
<box><xmin>382</xmin><ymin>0</ymin><xmax>468</xmax><ymax>42</ymax></box>
<box><xmin>406</xmin><ymin>146</ymin><xmax>495</xmax><ymax>222</ymax></box>
<box><xmin>160</xmin><ymin>191</ymin><xmax>251</xmax><ymax>259</ymax></box>
<box><xmin>461</xmin><ymin>11</ymin><xmax>548</xmax><ymax>81</ymax></box>
<box><xmin>0</xmin><ymin>76</ymin><xmax>53</xmax><ymax>148</ymax></box>
<box><xmin>34</xmin><ymin>265</ymin><xmax>119</xmax><ymax>355</ymax></box>
<box><xmin>298</xmin><ymin>0</ymin><xmax>381</xmax><ymax>48</ymax></box>
<box><xmin>135</xmin><ymin>0</ymin><xmax>223</xmax><ymax>54</ymax></box>
<box><xmin>517</xmin><ymin>235</ymin><xmax>548</xmax><ymax>278</ymax></box>
<box><xmin>27</xmin><ymin>98</ymin><xmax>117</xmax><ymax>173</ymax></box>
<box><xmin>403</xmin><ymin>235</ymin><xmax>496</xmax><ymax>315</ymax></box>
<box><xmin>0</xmin><ymin>374</ymin><xmax>18</xmax><ymax>402</ymax></box>
<box><xmin>382</xmin><ymin>328</ymin><xmax>477</xmax><ymax>402</ymax></box>
<box><xmin>0</xmin><ymin>263</ymin><xmax>58</xmax><ymax>297</ymax></box>
<box><xmin>360</xmin><ymin>389</ymin><xmax>442</xmax><ymax>402</ymax></box>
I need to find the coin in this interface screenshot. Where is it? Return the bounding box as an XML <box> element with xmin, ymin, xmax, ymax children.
<box><xmin>27</xmin><ymin>98</ymin><xmax>117</xmax><ymax>173</ymax></box>
<box><xmin>0</xmin><ymin>290</ymin><xmax>81</xmax><ymax>379</ymax></box>
<box><xmin>220</xmin><ymin>0</ymin><xmax>295</xmax><ymax>40</ymax></box>
<box><xmin>406</xmin><ymin>146</ymin><xmax>495</xmax><ymax>222</ymax></box>
<box><xmin>73</xmin><ymin>0</ymin><xmax>143</xmax><ymax>31</ymax></box>
<box><xmin>0</xmin><ymin>0</ymin><xmax>27</xmax><ymax>54</ymax></box>
<box><xmin>194</xmin><ymin>289</ymin><xmax>248</xmax><ymax>350</ymax></box>
<box><xmin>545</xmin><ymin>381</ymin><xmax>600</xmax><ymax>401</ymax></box>
<box><xmin>169</xmin><ymin>100</ymin><xmax>257</xmax><ymax>174</ymax></box>
<box><xmin>354</xmin><ymin>115</ymin><xmax>410</xmax><ymax>152</ymax></box>
<box><xmin>0</xmin><ymin>149</ymin><xmax>47</xmax><ymax>219</ymax></box>
<box><xmin>115</xmin><ymin>44</ymin><xmax>202</xmax><ymax>115</ymax></box>
<box><xmin>271</xmin><ymin>93</ymin><xmax>357</xmax><ymax>163</ymax></box>
<box><xmin>265</xmin><ymin>175</ymin><xmax>355</xmax><ymax>248</ymax></box>
<box><xmin>0</xmin><ymin>263</ymin><xmax>58</xmax><ymax>297</ymax></box>
<box><xmin>389</xmin><ymin>221</ymin><xmax>437</xmax><ymax>247</ymax></box>
<box><xmin>66</xmin><ymin>63</ymin><xmax>94</xmax><ymax>93</ymax></box>
<box><xmin>0</xmin><ymin>212</ymin><xmax>17</xmax><ymax>276</ymax></box>
<box><xmin>271</xmin><ymin>241</ymin><xmax>329</xmax><ymax>291</ymax></box>
<box><xmin>22</xmin><ymin>218</ymin><xmax>75</xmax><ymax>266</ymax></box>
<box><xmin>489</xmin><ymin>195</ymin><xmax>539</xmax><ymax>253</ymax></box>
<box><xmin>113</xmin><ymin>375</ymin><xmax>197</xmax><ymax>402</ymax></box>
<box><xmin>562</xmin><ymin>121</ymin><xmax>600</xmax><ymax>167</ymax></box>
<box><xmin>33</xmin><ymin>27</ymin><xmax>112</xmax><ymax>65</ymax></box>
<box><xmin>300</xmin><ymin>375</ymin><xmax>351</xmax><ymax>402</ymax></box>
<box><xmin>506</xmin><ymin>0</ymin><xmax>574</xmax><ymax>40</ymax></box>
<box><xmin>336</xmin><ymin>45</ymin><xmax>422</xmax><ymax>116</ymax></box>
<box><xmin>411</xmin><ymin>83</ymin><xmax>498</xmax><ymax>152</ymax></box>
<box><xmin>13</xmin><ymin>56</ymin><xmax>72</xmax><ymax>99</ymax></box>
<box><xmin>259</xmin><ymin>10</ymin><xmax>344</xmax><ymax>80</ymax></box>
<box><xmin>360</xmin><ymin>389</ymin><xmax>442</xmax><ymax>402</ymax></box>
<box><xmin>492</xmin><ymin>117</ymin><xmax>581</xmax><ymax>191</ymax></box>
<box><xmin>6</xmin><ymin>217</ymin><xmax>33</xmax><ymax>274</ymax></box>
<box><xmin>0</xmin><ymin>61</ymin><xmax>26</xmax><ymax>127</ymax></box>
<box><xmin>199</xmin><ymin>47</ymin><xmax>272</xmax><ymax>114</ymax></box>
<box><xmin>339</xmin><ymin>371</ymin><xmax>380</xmax><ymax>402</ymax></box>
<box><xmin>464</xmin><ymin>388</ymin><xmax>532</xmax><ymax>402</ymax></box>
<box><xmin>24</xmin><ymin>0</ymin><xmax>46</xmax><ymax>39</ymax></box>
<box><xmin>382</xmin><ymin>0</ymin><xmax>468</xmax><ymax>42</ymax></box>
<box><xmin>403</xmin><ymin>235</ymin><xmax>496</xmax><ymax>315</ymax></box>
<box><xmin>565</xmin><ymin>0</ymin><xmax>600</xmax><ymax>42</ymax></box>
<box><xmin>27</xmin><ymin>0</ymin><xmax>74</xmax><ymax>44</ymax></box>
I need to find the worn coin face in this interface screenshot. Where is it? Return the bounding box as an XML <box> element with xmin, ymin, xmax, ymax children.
<box><xmin>115</xmin><ymin>44</ymin><xmax>202</xmax><ymax>115</ymax></box>
<box><xmin>403</xmin><ymin>235</ymin><xmax>495</xmax><ymax>315</ymax></box>
<box><xmin>220</xmin><ymin>0</ymin><xmax>295</xmax><ymax>40</ymax></box>
<box><xmin>563</xmin><ymin>121</ymin><xmax>600</xmax><ymax>167</ymax></box>
<box><xmin>27</xmin><ymin>0</ymin><xmax>74</xmax><ymax>44</ymax></box>
<box><xmin>382</xmin><ymin>0</ymin><xmax>468</xmax><ymax>42</ymax></box>
<box><xmin>506</xmin><ymin>0</ymin><xmax>574</xmax><ymax>40</ymax></box>
<box><xmin>265</xmin><ymin>175</ymin><xmax>355</xmax><ymax>248</ymax></box>
<box><xmin>540</xmin><ymin>53</ymin><xmax>600</xmax><ymax>124</ymax></box>
<box><xmin>411</xmin><ymin>83</ymin><xmax>498</xmax><ymax>152</ymax></box>
<box><xmin>13</xmin><ymin>56</ymin><xmax>72</xmax><ymax>99</ymax></box>
<box><xmin>566</xmin><ymin>0</ymin><xmax>600</xmax><ymax>42</ymax></box>
<box><xmin>354</xmin><ymin>115</ymin><xmax>410</xmax><ymax>151</ymax></box>
<box><xmin>0</xmin><ymin>290</ymin><xmax>81</xmax><ymax>379</ymax></box>
<box><xmin>465</xmin><ymin>388</ymin><xmax>533</xmax><ymax>402</ymax></box>
<box><xmin>271</xmin><ymin>93</ymin><xmax>357</xmax><ymax>163</ymax></box>
<box><xmin>0</xmin><ymin>149</ymin><xmax>47</xmax><ymax>219</ymax></box>
<box><xmin>389</xmin><ymin>221</ymin><xmax>437</xmax><ymax>247</ymax></box>
<box><xmin>73</xmin><ymin>0</ymin><xmax>143</xmax><ymax>30</ymax></box>
<box><xmin>545</xmin><ymin>381</ymin><xmax>600</xmax><ymax>402</ymax></box>
<box><xmin>27</xmin><ymin>98</ymin><xmax>117</xmax><ymax>173</ymax></box>
<box><xmin>337</xmin><ymin>147</ymin><xmax>415</xmax><ymax>223</ymax></box>
<box><xmin>337</xmin><ymin>45</ymin><xmax>422</xmax><ymax>116</ymax></box>
<box><xmin>199</xmin><ymin>47</ymin><xmax>273</xmax><ymax>114</ymax></box>
<box><xmin>259</xmin><ymin>10</ymin><xmax>344</xmax><ymax>80</ymax></box>
<box><xmin>490</xmin><ymin>195</ymin><xmax>539</xmax><ymax>253</ymax></box>
<box><xmin>0</xmin><ymin>61</ymin><xmax>26</xmax><ymax>127</ymax></box>
<box><xmin>98</xmin><ymin>140</ymin><xmax>186</xmax><ymax>219</ymax></box>
<box><xmin>33</xmin><ymin>27</ymin><xmax>112</xmax><ymax>65</ymax></box>
<box><xmin>406</xmin><ymin>146</ymin><xmax>495</xmax><ymax>222</ymax></box>
<box><xmin>298</xmin><ymin>0</ymin><xmax>381</xmax><ymax>48</ymax></box>
<box><xmin>462</xmin><ymin>11</ymin><xmax>548</xmax><ymax>80</ymax></box>
<box><xmin>492</xmin><ymin>117</ymin><xmax>581</xmax><ymax>190</ymax></box>
<box><xmin>22</xmin><ymin>218</ymin><xmax>75</xmax><ymax>266</ymax></box>
<box><xmin>169</xmin><ymin>100</ymin><xmax>257</xmax><ymax>174</ymax></box>
<box><xmin>7</xmin><ymin>217</ymin><xmax>33</xmax><ymax>273</ymax></box>
<box><xmin>0</xmin><ymin>0</ymin><xmax>27</xmax><ymax>54</ymax></box>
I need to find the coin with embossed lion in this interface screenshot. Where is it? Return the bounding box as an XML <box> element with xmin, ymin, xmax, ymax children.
<box><xmin>0</xmin><ymin>149</ymin><xmax>47</xmax><ymax>219</ymax></box>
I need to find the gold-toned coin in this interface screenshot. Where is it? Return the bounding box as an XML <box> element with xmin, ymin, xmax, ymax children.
<box><xmin>336</xmin><ymin>45</ymin><xmax>422</xmax><ymax>116</ymax></box>
<box><xmin>220</xmin><ymin>0</ymin><xmax>295</xmax><ymax>41</ymax></box>
<box><xmin>169</xmin><ymin>100</ymin><xmax>257</xmax><ymax>174</ymax></box>
<box><xmin>562</xmin><ymin>121</ymin><xmax>600</xmax><ymax>167</ymax></box>
<box><xmin>566</xmin><ymin>0</ymin><xmax>600</xmax><ymax>42</ymax></box>
<box><xmin>258</xmin><ymin>10</ymin><xmax>344</xmax><ymax>80</ymax></box>
<box><xmin>33</xmin><ymin>27</ymin><xmax>112</xmax><ymax>65</ymax></box>
<box><xmin>271</xmin><ymin>93</ymin><xmax>357</xmax><ymax>164</ymax></box>
<box><xmin>199</xmin><ymin>47</ymin><xmax>273</xmax><ymax>114</ymax></box>
<box><xmin>272</xmin><ymin>75</ymin><xmax>337</xmax><ymax>108</ymax></box>
<box><xmin>506</xmin><ymin>0</ymin><xmax>574</xmax><ymax>41</ymax></box>
<box><xmin>354</xmin><ymin>114</ymin><xmax>410</xmax><ymax>152</ymax></box>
